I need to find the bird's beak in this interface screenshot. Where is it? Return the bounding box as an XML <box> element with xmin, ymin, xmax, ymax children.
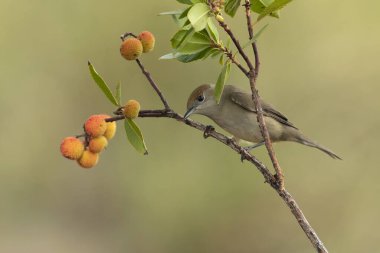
<box><xmin>184</xmin><ymin>106</ymin><xmax>196</xmax><ymax>119</ymax></box>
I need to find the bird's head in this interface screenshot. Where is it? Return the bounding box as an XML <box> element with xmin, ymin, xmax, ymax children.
<box><xmin>184</xmin><ymin>84</ymin><xmax>218</xmax><ymax>119</ymax></box>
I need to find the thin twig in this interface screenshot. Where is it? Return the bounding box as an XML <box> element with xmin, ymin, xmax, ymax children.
<box><xmin>243</xmin><ymin>0</ymin><xmax>260</xmax><ymax>75</ymax></box>
<box><xmin>105</xmin><ymin>109</ymin><xmax>327</xmax><ymax>253</ymax></box>
<box><xmin>212</xmin><ymin>42</ymin><xmax>249</xmax><ymax>77</ymax></box>
<box><xmin>135</xmin><ymin>59</ymin><xmax>170</xmax><ymax>110</ymax></box>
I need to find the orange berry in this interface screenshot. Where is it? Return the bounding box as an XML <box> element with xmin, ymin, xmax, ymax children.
<box><xmin>77</xmin><ymin>150</ymin><xmax>99</xmax><ymax>169</ymax></box>
<box><xmin>60</xmin><ymin>137</ymin><xmax>84</xmax><ymax>160</ymax></box>
<box><xmin>98</xmin><ymin>114</ymin><xmax>117</xmax><ymax>140</ymax></box>
<box><xmin>138</xmin><ymin>31</ymin><xmax>155</xmax><ymax>53</ymax></box>
<box><xmin>123</xmin><ymin>100</ymin><xmax>141</xmax><ymax>119</ymax></box>
<box><xmin>84</xmin><ymin>115</ymin><xmax>107</xmax><ymax>137</ymax></box>
<box><xmin>88</xmin><ymin>136</ymin><xmax>108</xmax><ymax>153</ymax></box>
<box><xmin>120</xmin><ymin>38</ymin><xmax>143</xmax><ymax>60</ymax></box>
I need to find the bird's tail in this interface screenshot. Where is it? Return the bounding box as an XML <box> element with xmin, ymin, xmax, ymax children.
<box><xmin>292</xmin><ymin>132</ymin><xmax>342</xmax><ymax>160</ymax></box>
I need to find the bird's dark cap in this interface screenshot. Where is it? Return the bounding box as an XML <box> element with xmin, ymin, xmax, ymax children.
<box><xmin>186</xmin><ymin>84</ymin><xmax>211</xmax><ymax>109</ymax></box>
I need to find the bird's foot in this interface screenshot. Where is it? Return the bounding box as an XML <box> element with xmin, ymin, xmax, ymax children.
<box><xmin>203</xmin><ymin>125</ymin><xmax>215</xmax><ymax>139</ymax></box>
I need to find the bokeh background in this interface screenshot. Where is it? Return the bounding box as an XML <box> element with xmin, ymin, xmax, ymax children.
<box><xmin>1</xmin><ymin>0</ymin><xmax>379</xmax><ymax>252</ymax></box>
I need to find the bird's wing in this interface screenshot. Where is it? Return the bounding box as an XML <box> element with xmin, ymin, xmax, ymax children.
<box><xmin>230</xmin><ymin>91</ymin><xmax>298</xmax><ymax>129</ymax></box>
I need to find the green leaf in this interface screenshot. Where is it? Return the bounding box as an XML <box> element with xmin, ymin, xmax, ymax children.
<box><xmin>88</xmin><ymin>61</ymin><xmax>118</xmax><ymax>106</ymax></box>
<box><xmin>187</xmin><ymin>3</ymin><xmax>210</xmax><ymax>31</ymax></box>
<box><xmin>241</xmin><ymin>24</ymin><xmax>269</xmax><ymax>49</ymax></box>
<box><xmin>171</xmin><ymin>29</ymin><xmax>211</xmax><ymax>54</ymax></box>
<box><xmin>159</xmin><ymin>52</ymin><xmax>181</xmax><ymax>60</ymax></box>
<box><xmin>159</xmin><ymin>10</ymin><xmax>183</xmax><ymax>15</ymax></box>
<box><xmin>171</xmin><ymin>28</ymin><xmax>195</xmax><ymax>49</ymax></box>
<box><xmin>177</xmin><ymin>0</ymin><xmax>193</xmax><ymax>4</ymax></box>
<box><xmin>257</xmin><ymin>0</ymin><xmax>292</xmax><ymax>21</ymax></box>
<box><xmin>124</xmin><ymin>119</ymin><xmax>148</xmax><ymax>155</ymax></box>
<box><xmin>178</xmin><ymin>47</ymin><xmax>214</xmax><ymax>62</ymax></box>
<box><xmin>251</xmin><ymin>0</ymin><xmax>279</xmax><ymax>18</ymax></box>
<box><xmin>115</xmin><ymin>82</ymin><xmax>121</xmax><ymax>106</ymax></box>
<box><xmin>214</xmin><ymin>61</ymin><xmax>231</xmax><ymax>103</ymax></box>
<box><xmin>224</xmin><ymin>0</ymin><xmax>241</xmax><ymax>17</ymax></box>
<box><xmin>206</xmin><ymin>18</ymin><xmax>219</xmax><ymax>42</ymax></box>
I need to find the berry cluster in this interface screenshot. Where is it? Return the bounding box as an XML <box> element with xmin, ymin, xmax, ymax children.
<box><xmin>60</xmin><ymin>100</ymin><xmax>141</xmax><ymax>169</ymax></box>
<box><xmin>120</xmin><ymin>31</ymin><xmax>155</xmax><ymax>61</ymax></box>
<box><xmin>60</xmin><ymin>114</ymin><xmax>116</xmax><ymax>169</ymax></box>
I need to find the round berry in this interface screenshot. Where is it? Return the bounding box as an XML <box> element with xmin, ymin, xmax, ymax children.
<box><xmin>60</xmin><ymin>137</ymin><xmax>84</xmax><ymax>160</ymax></box>
<box><xmin>120</xmin><ymin>38</ymin><xmax>143</xmax><ymax>60</ymax></box>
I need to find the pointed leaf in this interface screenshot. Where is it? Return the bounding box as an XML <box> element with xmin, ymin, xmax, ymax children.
<box><xmin>214</xmin><ymin>61</ymin><xmax>231</xmax><ymax>103</ymax></box>
<box><xmin>171</xmin><ymin>28</ymin><xmax>195</xmax><ymax>49</ymax></box>
<box><xmin>176</xmin><ymin>47</ymin><xmax>215</xmax><ymax>63</ymax></box>
<box><xmin>177</xmin><ymin>0</ymin><xmax>193</xmax><ymax>4</ymax></box>
<box><xmin>206</xmin><ymin>18</ymin><xmax>219</xmax><ymax>42</ymax></box>
<box><xmin>257</xmin><ymin>0</ymin><xmax>292</xmax><ymax>21</ymax></box>
<box><xmin>159</xmin><ymin>52</ymin><xmax>181</xmax><ymax>60</ymax></box>
<box><xmin>224</xmin><ymin>0</ymin><xmax>241</xmax><ymax>17</ymax></box>
<box><xmin>124</xmin><ymin>119</ymin><xmax>148</xmax><ymax>155</ymax></box>
<box><xmin>88</xmin><ymin>61</ymin><xmax>118</xmax><ymax>106</ymax></box>
<box><xmin>187</xmin><ymin>3</ymin><xmax>210</xmax><ymax>31</ymax></box>
<box><xmin>241</xmin><ymin>24</ymin><xmax>269</xmax><ymax>49</ymax></box>
<box><xmin>115</xmin><ymin>82</ymin><xmax>121</xmax><ymax>106</ymax></box>
<box><xmin>159</xmin><ymin>10</ymin><xmax>183</xmax><ymax>15</ymax></box>
<box><xmin>171</xmin><ymin>29</ymin><xmax>212</xmax><ymax>54</ymax></box>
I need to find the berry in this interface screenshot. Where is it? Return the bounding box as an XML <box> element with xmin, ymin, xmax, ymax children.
<box><xmin>84</xmin><ymin>115</ymin><xmax>107</xmax><ymax>138</ymax></box>
<box><xmin>104</xmin><ymin>121</ymin><xmax>117</xmax><ymax>140</ymax></box>
<box><xmin>98</xmin><ymin>114</ymin><xmax>117</xmax><ymax>140</ymax></box>
<box><xmin>60</xmin><ymin>137</ymin><xmax>84</xmax><ymax>160</ymax></box>
<box><xmin>77</xmin><ymin>150</ymin><xmax>99</xmax><ymax>169</ymax></box>
<box><xmin>123</xmin><ymin>100</ymin><xmax>141</xmax><ymax>119</ymax></box>
<box><xmin>88</xmin><ymin>136</ymin><xmax>108</xmax><ymax>153</ymax></box>
<box><xmin>120</xmin><ymin>38</ymin><xmax>143</xmax><ymax>60</ymax></box>
<box><xmin>138</xmin><ymin>31</ymin><xmax>155</xmax><ymax>53</ymax></box>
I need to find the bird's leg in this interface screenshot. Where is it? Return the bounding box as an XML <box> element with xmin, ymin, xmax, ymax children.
<box><xmin>203</xmin><ymin>125</ymin><xmax>215</xmax><ymax>139</ymax></box>
<box><xmin>244</xmin><ymin>141</ymin><xmax>265</xmax><ymax>151</ymax></box>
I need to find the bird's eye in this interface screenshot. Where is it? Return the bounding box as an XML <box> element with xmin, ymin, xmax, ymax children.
<box><xmin>197</xmin><ymin>95</ymin><xmax>205</xmax><ymax>102</ymax></box>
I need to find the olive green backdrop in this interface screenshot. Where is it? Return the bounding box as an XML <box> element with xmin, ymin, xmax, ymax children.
<box><xmin>0</xmin><ymin>0</ymin><xmax>379</xmax><ymax>252</ymax></box>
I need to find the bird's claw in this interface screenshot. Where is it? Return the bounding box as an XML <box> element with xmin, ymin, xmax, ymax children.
<box><xmin>203</xmin><ymin>125</ymin><xmax>215</xmax><ymax>139</ymax></box>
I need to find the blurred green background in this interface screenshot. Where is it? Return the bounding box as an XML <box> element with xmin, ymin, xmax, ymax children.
<box><xmin>1</xmin><ymin>0</ymin><xmax>379</xmax><ymax>252</ymax></box>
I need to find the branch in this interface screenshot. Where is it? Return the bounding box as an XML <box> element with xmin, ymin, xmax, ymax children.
<box><xmin>116</xmin><ymin>32</ymin><xmax>328</xmax><ymax>252</ymax></box>
<box><xmin>215</xmin><ymin>14</ymin><xmax>285</xmax><ymax>189</ymax></box>
<box><xmin>106</xmin><ymin>109</ymin><xmax>327</xmax><ymax>253</ymax></box>
<box><xmin>135</xmin><ymin>59</ymin><xmax>170</xmax><ymax>110</ymax></box>
<box><xmin>243</xmin><ymin>0</ymin><xmax>260</xmax><ymax>75</ymax></box>
<box><xmin>212</xmin><ymin>42</ymin><xmax>250</xmax><ymax>77</ymax></box>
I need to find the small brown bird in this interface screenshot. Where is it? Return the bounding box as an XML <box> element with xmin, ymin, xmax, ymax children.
<box><xmin>184</xmin><ymin>84</ymin><xmax>341</xmax><ymax>159</ymax></box>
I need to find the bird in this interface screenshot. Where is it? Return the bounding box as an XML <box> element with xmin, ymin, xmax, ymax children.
<box><xmin>184</xmin><ymin>84</ymin><xmax>341</xmax><ymax>159</ymax></box>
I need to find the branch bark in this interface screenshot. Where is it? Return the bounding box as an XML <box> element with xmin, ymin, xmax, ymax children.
<box><xmin>106</xmin><ymin>109</ymin><xmax>328</xmax><ymax>253</ymax></box>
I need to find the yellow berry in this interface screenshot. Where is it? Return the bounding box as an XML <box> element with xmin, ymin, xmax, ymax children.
<box><xmin>84</xmin><ymin>115</ymin><xmax>107</xmax><ymax>138</ymax></box>
<box><xmin>77</xmin><ymin>150</ymin><xmax>99</xmax><ymax>169</ymax></box>
<box><xmin>138</xmin><ymin>31</ymin><xmax>155</xmax><ymax>53</ymax></box>
<box><xmin>88</xmin><ymin>136</ymin><xmax>108</xmax><ymax>153</ymax></box>
<box><xmin>120</xmin><ymin>38</ymin><xmax>143</xmax><ymax>60</ymax></box>
<box><xmin>98</xmin><ymin>114</ymin><xmax>117</xmax><ymax>140</ymax></box>
<box><xmin>60</xmin><ymin>137</ymin><xmax>84</xmax><ymax>160</ymax></box>
<box><xmin>104</xmin><ymin>121</ymin><xmax>117</xmax><ymax>140</ymax></box>
<box><xmin>123</xmin><ymin>100</ymin><xmax>141</xmax><ymax>119</ymax></box>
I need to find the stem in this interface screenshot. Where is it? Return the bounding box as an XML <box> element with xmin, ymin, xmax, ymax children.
<box><xmin>105</xmin><ymin>109</ymin><xmax>328</xmax><ymax>252</ymax></box>
<box><xmin>135</xmin><ymin>59</ymin><xmax>170</xmax><ymax>110</ymax></box>
<box><xmin>244</xmin><ymin>0</ymin><xmax>260</xmax><ymax>75</ymax></box>
<box><xmin>216</xmin><ymin>16</ymin><xmax>285</xmax><ymax>189</ymax></box>
<box><xmin>213</xmin><ymin>43</ymin><xmax>249</xmax><ymax>77</ymax></box>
